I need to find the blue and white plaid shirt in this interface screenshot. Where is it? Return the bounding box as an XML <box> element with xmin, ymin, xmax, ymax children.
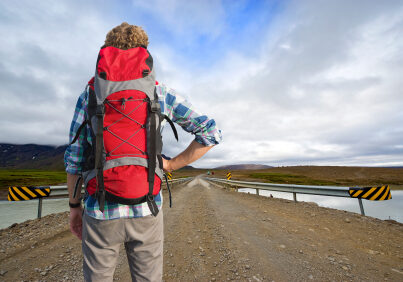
<box><xmin>64</xmin><ymin>82</ymin><xmax>222</xmax><ymax>219</ymax></box>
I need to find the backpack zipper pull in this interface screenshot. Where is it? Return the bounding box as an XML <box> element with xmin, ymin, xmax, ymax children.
<box><xmin>121</xmin><ymin>98</ymin><xmax>126</xmax><ymax>110</ymax></box>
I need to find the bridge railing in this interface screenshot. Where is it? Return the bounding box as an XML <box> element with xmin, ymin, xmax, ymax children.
<box><xmin>13</xmin><ymin>177</ymin><xmax>192</xmax><ymax>219</ymax></box>
<box><xmin>47</xmin><ymin>177</ymin><xmax>192</xmax><ymax>197</ymax></box>
<box><xmin>205</xmin><ymin>177</ymin><xmax>369</xmax><ymax>215</ymax></box>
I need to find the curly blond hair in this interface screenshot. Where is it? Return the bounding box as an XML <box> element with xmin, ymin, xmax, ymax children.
<box><xmin>104</xmin><ymin>22</ymin><xmax>149</xmax><ymax>49</ymax></box>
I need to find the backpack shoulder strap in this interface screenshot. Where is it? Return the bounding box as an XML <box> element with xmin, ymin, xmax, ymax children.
<box><xmin>69</xmin><ymin>120</ymin><xmax>89</xmax><ymax>145</ymax></box>
<box><xmin>146</xmin><ymin>88</ymin><xmax>160</xmax><ymax>216</ymax></box>
<box><xmin>163</xmin><ymin>114</ymin><xmax>178</xmax><ymax>141</ymax></box>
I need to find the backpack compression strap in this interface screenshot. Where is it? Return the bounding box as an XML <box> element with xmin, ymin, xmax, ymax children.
<box><xmin>164</xmin><ymin>173</ymin><xmax>172</xmax><ymax>208</ymax></box>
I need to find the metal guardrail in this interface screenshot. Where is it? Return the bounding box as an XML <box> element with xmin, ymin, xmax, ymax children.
<box><xmin>29</xmin><ymin>177</ymin><xmax>192</xmax><ymax>219</ymax></box>
<box><xmin>47</xmin><ymin>177</ymin><xmax>191</xmax><ymax>197</ymax></box>
<box><xmin>205</xmin><ymin>177</ymin><xmax>368</xmax><ymax>216</ymax></box>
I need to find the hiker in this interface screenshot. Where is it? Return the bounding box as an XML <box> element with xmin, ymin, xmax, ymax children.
<box><xmin>64</xmin><ymin>22</ymin><xmax>222</xmax><ymax>281</ymax></box>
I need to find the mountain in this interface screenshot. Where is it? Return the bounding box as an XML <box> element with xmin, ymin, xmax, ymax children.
<box><xmin>214</xmin><ymin>164</ymin><xmax>273</xmax><ymax>170</ymax></box>
<box><xmin>179</xmin><ymin>165</ymin><xmax>195</xmax><ymax>170</ymax></box>
<box><xmin>0</xmin><ymin>143</ymin><xmax>197</xmax><ymax>171</ymax></box>
<box><xmin>0</xmin><ymin>143</ymin><xmax>67</xmax><ymax>170</ymax></box>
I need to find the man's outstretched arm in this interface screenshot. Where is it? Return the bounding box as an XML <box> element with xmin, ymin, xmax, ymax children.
<box><xmin>163</xmin><ymin>140</ymin><xmax>213</xmax><ymax>172</ymax></box>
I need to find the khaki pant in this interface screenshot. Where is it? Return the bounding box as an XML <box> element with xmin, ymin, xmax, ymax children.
<box><xmin>82</xmin><ymin>211</ymin><xmax>163</xmax><ymax>282</ymax></box>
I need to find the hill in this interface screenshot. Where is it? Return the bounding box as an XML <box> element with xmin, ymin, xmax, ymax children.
<box><xmin>0</xmin><ymin>143</ymin><xmax>197</xmax><ymax>171</ymax></box>
<box><xmin>0</xmin><ymin>143</ymin><xmax>67</xmax><ymax>170</ymax></box>
<box><xmin>214</xmin><ymin>164</ymin><xmax>273</xmax><ymax>170</ymax></box>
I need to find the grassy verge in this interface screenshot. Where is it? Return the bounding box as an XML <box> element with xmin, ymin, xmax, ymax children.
<box><xmin>0</xmin><ymin>169</ymin><xmax>66</xmax><ymax>191</ymax></box>
<box><xmin>247</xmin><ymin>172</ymin><xmax>340</xmax><ymax>186</ymax></box>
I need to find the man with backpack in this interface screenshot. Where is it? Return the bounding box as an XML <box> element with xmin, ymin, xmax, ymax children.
<box><xmin>64</xmin><ymin>22</ymin><xmax>222</xmax><ymax>281</ymax></box>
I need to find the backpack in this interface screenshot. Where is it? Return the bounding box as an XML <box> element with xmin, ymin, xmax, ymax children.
<box><xmin>71</xmin><ymin>46</ymin><xmax>177</xmax><ymax>215</ymax></box>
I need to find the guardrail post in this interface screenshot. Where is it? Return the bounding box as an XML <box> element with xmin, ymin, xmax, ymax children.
<box><xmin>256</xmin><ymin>188</ymin><xmax>259</xmax><ymax>195</ymax></box>
<box><xmin>37</xmin><ymin>198</ymin><xmax>43</xmax><ymax>219</ymax></box>
<box><xmin>358</xmin><ymin>198</ymin><xmax>365</xmax><ymax>216</ymax></box>
<box><xmin>293</xmin><ymin>192</ymin><xmax>297</xmax><ymax>202</ymax></box>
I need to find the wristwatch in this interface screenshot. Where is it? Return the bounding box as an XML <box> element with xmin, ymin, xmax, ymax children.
<box><xmin>69</xmin><ymin>201</ymin><xmax>81</xmax><ymax>208</ymax></box>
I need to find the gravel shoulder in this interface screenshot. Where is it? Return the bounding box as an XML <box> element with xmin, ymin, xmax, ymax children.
<box><xmin>0</xmin><ymin>177</ymin><xmax>402</xmax><ymax>281</ymax></box>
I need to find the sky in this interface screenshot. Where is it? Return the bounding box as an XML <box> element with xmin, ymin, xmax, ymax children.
<box><xmin>0</xmin><ymin>0</ymin><xmax>402</xmax><ymax>168</ymax></box>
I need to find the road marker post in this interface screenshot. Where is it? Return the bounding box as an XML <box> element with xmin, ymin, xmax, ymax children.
<box><xmin>166</xmin><ymin>172</ymin><xmax>172</xmax><ymax>180</ymax></box>
<box><xmin>8</xmin><ymin>186</ymin><xmax>51</xmax><ymax>219</ymax></box>
<box><xmin>358</xmin><ymin>198</ymin><xmax>365</xmax><ymax>216</ymax></box>
<box><xmin>348</xmin><ymin>185</ymin><xmax>392</xmax><ymax>215</ymax></box>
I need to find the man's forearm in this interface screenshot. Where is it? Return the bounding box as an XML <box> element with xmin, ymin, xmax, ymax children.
<box><xmin>165</xmin><ymin>140</ymin><xmax>213</xmax><ymax>172</ymax></box>
<box><xmin>67</xmin><ymin>173</ymin><xmax>82</xmax><ymax>204</ymax></box>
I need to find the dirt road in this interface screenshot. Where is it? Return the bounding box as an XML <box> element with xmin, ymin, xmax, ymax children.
<box><xmin>0</xmin><ymin>176</ymin><xmax>402</xmax><ymax>281</ymax></box>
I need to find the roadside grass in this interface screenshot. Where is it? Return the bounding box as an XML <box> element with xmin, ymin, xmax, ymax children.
<box><xmin>247</xmin><ymin>172</ymin><xmax>340</xmax><ymax>186</ymax></box>
<box><xmin>172</xmin><ymin>169</ymin><xmax>208</xmax><ymax>179</ymax></box>
<box><xmin>1</xmin><ymin>167</ymin><xmax>401</xmax><ymax>193</ymax></box>
<box><xmin>0</xmin><ymin>169</ymin><xmax>66</xmax><ymax>191</ymax></box>
<box><xmin>0</xmin><ymin>168</ymin><xmax>202</xmax><ymax>191</ymax></box>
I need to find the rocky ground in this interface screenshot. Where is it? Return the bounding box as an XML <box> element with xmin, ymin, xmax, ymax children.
<box><xmin>0</xmin><ymin>177</ymin><xmax>402</xmax><ymax>281</ymax></box>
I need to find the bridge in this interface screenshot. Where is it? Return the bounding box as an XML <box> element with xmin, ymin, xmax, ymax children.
<box><xmin>0</xmin><ymin>176</ymin><xmax>402</xmax><ymax>281</ymax></box>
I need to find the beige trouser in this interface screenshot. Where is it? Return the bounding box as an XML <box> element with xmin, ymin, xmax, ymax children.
<box><xmin>82</xmin><ymin>211</ymin><xmax>163</xmax><ymax>282</ymax></box>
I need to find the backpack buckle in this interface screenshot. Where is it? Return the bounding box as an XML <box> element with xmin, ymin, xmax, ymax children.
<box><xmin>96</xmin><ymin>105</ymin><xmax>104</xmax><ymax>116</ymax></box>
<box><xmin>149</xmin><ymin>100</ymin><xmax>160</xmax><ymax>113</ymax></box>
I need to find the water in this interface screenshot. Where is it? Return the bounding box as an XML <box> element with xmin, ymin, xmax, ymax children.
<box><xmin>238</xmin><ymin>188</ymin><xmax>403</xmax><ymax>223</ymax></box>
<box><xmin>0</xmin><ymin>190</ymin><xmax>402</xmax><ymax>229</ymax></box>
<box><xmin>0</xmin><ymin>198</ymin><xmax>69</xmax><ymax>229</ymax></box>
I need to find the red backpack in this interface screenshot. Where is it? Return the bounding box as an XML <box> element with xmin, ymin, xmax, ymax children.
<box><xmin>71</xmin><ymin>46</ymin><xmax>177</xmax><ymax>215</ymax></box>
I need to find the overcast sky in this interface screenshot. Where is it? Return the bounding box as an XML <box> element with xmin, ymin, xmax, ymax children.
<box><xmin>0</xmin><ymin>0</ymin><xmax>402</xmax><ymax>168</ymax></box>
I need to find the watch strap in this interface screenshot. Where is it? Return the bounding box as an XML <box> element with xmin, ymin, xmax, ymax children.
<box><xmin>69</xmin><ymin>201</ymin><xmax>81</xmax><ymax>208</ymax></box>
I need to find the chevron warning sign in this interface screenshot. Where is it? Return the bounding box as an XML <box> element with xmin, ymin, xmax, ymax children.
<box><xmin>226</xmin><ymin>172</ymin><xmax>232</xmax><ymax>180</ymax></box>
<box><xmin>8</xmin><ymin>186</ymin><xmax>51</xmax><ymax>201</ymax></box>
<box><xmin>348</xmin><ymin>185</ymin><xmax>392</xmax><ymax>201</ymax></box>
<box><xmin>166</xmin><ymin>172</ymin><xmax>172</xmax><ymax>180</ymax></box>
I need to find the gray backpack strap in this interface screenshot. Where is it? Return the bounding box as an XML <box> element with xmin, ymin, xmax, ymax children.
<box><xmin>94</xmin><ymin>104</ymin><xmax>106</xmax><ymax>212</ymax></box>
<box><xmin>146</xmin><ymin>90</ymin><xmax>160</xmax><ymax>216</ymax></box>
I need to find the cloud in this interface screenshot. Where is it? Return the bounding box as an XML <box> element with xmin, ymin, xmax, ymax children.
<box><xmin>0</xmin><ymin>0</ymin><xmax>113</xmax><ymax>145</ymax></box>
<box><xmin>0</xmin><ymin>0</ymin><xmax>402</xmax><ymax>168</ymax></box>
<box><xmin>181</xmin><ymin>0</ymin><xmax>403</xmax><ymax>167</ymax></box>
<box><xmin>131</xmin><ymin>0</ymin><xmax>225</xmax><ymax>38</ymax></box>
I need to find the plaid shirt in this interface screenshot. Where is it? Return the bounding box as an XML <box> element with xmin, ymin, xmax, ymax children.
<box><xmin>64</xmin><ymin>82</ymin><xmax>222</xmax><ymax>219</ymax></box>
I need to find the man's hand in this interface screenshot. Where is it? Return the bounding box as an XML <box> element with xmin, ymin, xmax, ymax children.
<box><xmin>67</xmin><ymin>173</ymin><xmax>83</xmax><ymax>240</ymax></box>
<box><xmin>163</xmin><ymin>158</ymin><xmax>173</xmax><ymax>173</ymax></box>
<box><xmin>69</xmin><ymin>207</ymin><xmax>83</xmax><ymax>240</ymax></box>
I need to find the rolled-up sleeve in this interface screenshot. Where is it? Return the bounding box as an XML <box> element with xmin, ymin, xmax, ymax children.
<box><xmin>64</xmin><ymin>91</ymin><xmax>89</xmax><ymax>174</ymax></box>
<box><xmin>157</xmin><ymin>84</ymin><xmax>222</xmax><ymax>146</ymax></box>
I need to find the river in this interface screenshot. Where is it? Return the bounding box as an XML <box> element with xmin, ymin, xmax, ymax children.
<box><xmin>0</xmin><ymin>198</ymin><xmax>69</xmax><ymax>229</ymax></box>
<box><xmin>0</xmin><ymin>190</ymin><xmax>402</xmax><ymax>229</ymax></box>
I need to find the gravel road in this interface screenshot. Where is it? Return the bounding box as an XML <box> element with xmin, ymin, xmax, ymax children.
<box><xmin>0</xmin><ymin>176</ymin><xmax>402</xmax><ymax>281</ymax></box>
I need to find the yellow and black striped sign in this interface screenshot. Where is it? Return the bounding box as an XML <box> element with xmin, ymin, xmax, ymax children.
<box><xmin>8</xmin><ymin>186</ymin><xmax>51</xmax><ymax>201</ymax></box>
<box><xmin>166</xmin><ymin>172</ymin><xmax>172</xmax><ymax>180</ymax></box>
<box><xmin>226</xmin><ymin>172</ymin><xmax>232</xmax><ymax>180</ymax></box>
<box><xmin>348</xmin><ymin>185</ymin><xmax>391</xmax><ymax>201</ymax></box>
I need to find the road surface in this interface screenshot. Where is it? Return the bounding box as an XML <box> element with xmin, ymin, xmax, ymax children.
<box><xmin>0</xmin><ymin>176</ymin><xmax>402</xmax><ymax>281</ymax></box>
